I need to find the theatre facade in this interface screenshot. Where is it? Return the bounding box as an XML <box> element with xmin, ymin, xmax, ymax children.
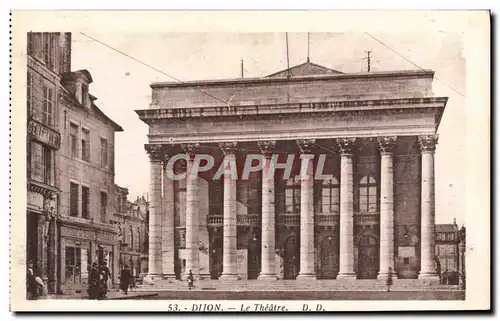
<box><xmin>136</xmin><ymin>62</ymin><xmax>447</xmax><ymax>282</ymax></box>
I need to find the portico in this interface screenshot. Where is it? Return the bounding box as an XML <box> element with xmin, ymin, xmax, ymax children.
<box><xmin>137</xmin><ymin>63</ymin><xmax>447</xmax><ymax>283</ymax></box>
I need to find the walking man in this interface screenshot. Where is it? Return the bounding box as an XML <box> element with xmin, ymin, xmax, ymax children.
<box><xmin>119</xmin><ymin>265</ymin><xmax>132</xmax><ymax>295</ymax></box>
<box><xmin>187</xmin><ymin>270</ymin><xmax>194</xmax><ymax>290</ymax></box>
<box><xmin>386</xmin><ymin>267</ymin><xmax>393</xmax><ymax>292</ymax></box>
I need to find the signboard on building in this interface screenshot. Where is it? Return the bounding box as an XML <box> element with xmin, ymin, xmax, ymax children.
<box><xmin>28</xmin><ymin>119</ymin><xmax>61</xmax><ymax>149</ymax></box>
<box><xmin>27</xmin><ymin>190</ymin><xmax>44</xmax><ymax>211</ymax></box>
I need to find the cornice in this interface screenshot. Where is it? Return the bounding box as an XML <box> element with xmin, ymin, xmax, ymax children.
<box><xmin>150</xmin><ymin>69</ymin><xmax>435</xmax><ymax>88</ymax></box>
<box><xmin>136</xmin><ymin>97</ymin><xmax>447</xmax><ymax>123</ymax></box>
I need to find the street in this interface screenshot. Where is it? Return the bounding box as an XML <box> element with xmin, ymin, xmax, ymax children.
<box><xmin>135</xmin><ymin>290</ymin><xmax>465</xmax><ymax>301</ymax></box>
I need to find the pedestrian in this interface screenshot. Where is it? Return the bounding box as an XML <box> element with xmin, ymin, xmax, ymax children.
<box><xmin>386</xmin><ymin>267</ymin><xmax>393</xmax><ymax>292</ymax></box>
<box><xmin>119</xmin><ymin>265</ymin><xmax>132</xmax><ymax>295</ymax></box>
<box><xmin>26</xmin><ymin>261</ymin><xmax>39</xmax><ymax>300</ymax></box>
<box><xmin>88</xmin><ymin>262</ymin><xmax>99</xmax><ymax>299</ymax></box>
<box><xmin>187</xmin><ymin>270</ymin><xmax>194</xmax><ymax>290</ymax></box>
<box><xmin>98</xmin><ymin>260</ymin><xmax>112</xmax><ymax>299</ymax></box>
<box><xmin>442</xmin><ymin>269</ymin><xmax>449</xmax><ymax>285</ymax></box>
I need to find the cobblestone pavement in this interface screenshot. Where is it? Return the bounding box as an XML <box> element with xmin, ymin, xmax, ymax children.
<box><xmin>137</xmin><ymin>290</ymin><xmax>465</xmax><ymax>300</ymax></box>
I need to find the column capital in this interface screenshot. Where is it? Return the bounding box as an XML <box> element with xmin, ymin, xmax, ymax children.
<box><xmin>377</xmin><ymin>136</ymin><xmax>397</xmax><ymax>154</ymax></box>
<box><xmin>418</xmin><ymin>135</ymin><xmax>439</xmax><ymax>153</ymax></box>
<box><xmin>181</xmin><ymin>143</ymin><xmax>201</xmax><ymax>158</ymax></box>
<box><xmin>144</xmin><ymin>144</ymin><xmax>165</xmax><ymax>162</ymax></box>
<box><xmin>257</xmin><ymin>140</ymin><xmax>276</xmax><ymax>156</ymax></box>
<box><xmin>336</xmin><ymin>137</ymin><xmax>357</xmax><ymax>155</ymax></box>
<box><xmin>219</xmin><ymin>142</ymin><xmax>238</xmax><ymax>156</ymax></box>
<box><xmin>296</xmin><ymin>139</ymin><xmax>316</xmax><ymax>154</ymax></box>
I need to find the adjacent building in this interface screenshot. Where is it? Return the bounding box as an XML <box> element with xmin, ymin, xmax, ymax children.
<box><xmin>26</xmin><ymin>32</ymin><xmax>70</xmax><ymax>294</ymax></box>
<box><xmin>435</xmin><ymin>220</ymin><xmax>466</xmax><ymax>283</ymax></box>
<box><xmin>112</xmin><ymin>186</ymin><xmax>149</xmax><ymax>282</ymax></box>
<box><xmin>137</xmin><ymin>61</ymin><xmax>449</xmax><ymax>282</ymax></box>
<box><xmin>26</xmin><ymin>32</ymin><xmax>123</xmax><ymax>294</ymax></box>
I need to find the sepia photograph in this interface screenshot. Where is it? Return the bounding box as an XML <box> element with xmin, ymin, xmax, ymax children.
<box><xmin>10</xmin><ymin>10</ymin><xmax>490</xmax><ymax>312</ymax></box>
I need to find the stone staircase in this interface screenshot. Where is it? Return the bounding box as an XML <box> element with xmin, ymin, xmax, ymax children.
<box><xmin>137</xmin><ymin>278</ymin><xmax>461</xmax><ymax>292</ymax></box>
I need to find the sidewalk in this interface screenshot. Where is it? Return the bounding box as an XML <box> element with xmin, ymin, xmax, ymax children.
<box><xmin>41</xmin><ymin>290</ymin><xmax>159</xmax><ymax>300</ymax></box>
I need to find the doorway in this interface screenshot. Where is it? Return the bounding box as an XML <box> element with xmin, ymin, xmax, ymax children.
<box><xmin>283</xmin><ymin>234</ymin><xmax>299</xmax><ymax>280</ymax></box>
<box><xmin>209</xmin><ymin>234</ymin><xmax>223</xmax><ymax>279</ymax></box>
<box><xmin>357</xmin><ymin>235</ymin><xmax>379</xmax><ymax>279</ymax></box>
<box><xmin>26</xmin><ymin>213</ymin><xmax>38</xmax><ymax>266</ymax></box>
<box><xmin>318</xmin><ymin>235</ymin><xmax>338</xmax><ymax>279</ymax></box>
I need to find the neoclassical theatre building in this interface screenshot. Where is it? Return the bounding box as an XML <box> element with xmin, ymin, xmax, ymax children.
<box><xmin>136</xmin><ymin>61</ymin><xmax>447</xmax><ymax>282</ymax></box>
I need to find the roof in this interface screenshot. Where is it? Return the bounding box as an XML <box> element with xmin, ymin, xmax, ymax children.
<box><xmin>266</xmin><ymin>60</ymin><xmax>343</xmax><ymax>78</ymax></box>
<box><xmin>436</xmin><ymin>224</ymin><xmax>458</xmax><ymax>233</ymax></box>
<box><xmin>60</xmin><ymin>85</ymin><xmax>123</xmax><ymax>132</ymax></box>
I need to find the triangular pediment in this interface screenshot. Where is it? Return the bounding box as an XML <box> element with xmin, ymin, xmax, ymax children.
<box><xmin>267</xmin><ymin>61</ymin><xmax>343</xmax><ymax>78</ymax></box>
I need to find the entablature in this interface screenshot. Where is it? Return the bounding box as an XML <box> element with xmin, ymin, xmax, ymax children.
<box><xmin>136</xmin><ymin>97</ymin><xmax>447</xmax><ymax>124</ymax></box>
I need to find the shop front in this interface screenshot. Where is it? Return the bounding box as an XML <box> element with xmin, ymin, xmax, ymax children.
<box><xmin>58</xmin><ymin>219</ymin><xmax>118</xmax><ymax>294</ymax></box>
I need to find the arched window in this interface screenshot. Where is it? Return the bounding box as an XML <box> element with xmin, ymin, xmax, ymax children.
<box><xmin>322</xmin><ymin>177</ymin><xmax>340</xmax><ymax>213</ymax></box>
<box><xmin>285</xmin><ymin>176</ymin><xmax>301</xmax><ymax>214</ymax></box>
<box><xmin>128</xmin><ymin>228</ymin><xmax>134</xmax><ymax>250</ymax></box>
<box><xmin>359</xmin><ymin>176</ymin><xmax>378</xmax><ymax>213</ymax></box>
<box><xmin>136</xmin><ymin>228</ymin><xmax>141</xmax><ymax>252</ymax></box>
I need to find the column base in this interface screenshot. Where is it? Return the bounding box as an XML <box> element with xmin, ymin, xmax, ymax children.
<box><xmin>219</xmin><ymin>273</ymin><xmax>241</xmax><ymax>281</ymax></box>
<box><xmin>143</xmin><ymin>274</ymin><xmax>164</xmax><ymax>285</ymax></box>
<box><xmin>182</xmin><ymin>272</ymin><xmax>200</xmax><ymax>281</ymax></box>
<box><xmin>377</xmin><ymin>272</ymin><xmax>397</xmax><ymax>280</ymax></box>
<box><xmin>418</xmin><ymin>272</ymin><xmax>440</xmax><ymax>280</ymax></box>
<box><xmin>337</xmin><ymin>272</ymin><xmax>357</xmax><ymax>280</ymax></box>
<box><xmin>297</xmin><ymin>273</ymin><xmax>316</xmax><ymax>280</ymax></box>
<box><xmin>258</xmin><ymin>273</ymin><xmax>278</xmax><ymax>280</ymax></box>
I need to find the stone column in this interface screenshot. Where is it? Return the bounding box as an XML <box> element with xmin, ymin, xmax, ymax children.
<box><xmin>161</xmin><ymin>156</ymin><xmax>176</xmax><ymax>279</ymax></box>
<box><xmin>144</xmin><ymin>144</ymin><xmax>164</xmax><ymax>281</ymax></box>
<box><xmin>258</xmin><ymin>141</ymin><xmax>277</xmax><ymax>280</ymax></box>
<box><xmin>377</xmin><ymin>136</ymin><xmax>397</xmax><ymax>280</ymax></box>
<box><xmin>297</xmin><ymin>139</ymin><xmax>316</xmax><ymax>279</ymax></box>
<box><xmin>337</xmin><ymin>138</ymin><xmax>357</xmax><ymax>279</ymax></box>
<box><xmin>183</xmin><ymin>143</ymin><xmax>200</xmax><ymax>280</ymax></box>
<box><xmin>418</xmin><ymin>135</ymin><xmax>439</xmax><ymax>280</ymax></box>
<box><xmin>219</xmin><ymin>142</ymin><xmax>239</xmax><ymax>280</ymax></box>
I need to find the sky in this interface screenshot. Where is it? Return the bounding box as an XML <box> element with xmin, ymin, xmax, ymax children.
<box><xmin>70</xmin><ymin>31</ymin><xmax>465</xmax><ymax>225</ymax></box>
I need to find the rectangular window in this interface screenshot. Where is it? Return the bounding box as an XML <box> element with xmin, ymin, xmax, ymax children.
<box><xmin>27</xmin><ymin>72</ymin><xmax>33</xmax><ymax>115</ymax></box>
<box><xmin>70</xmin><ymin>182</ymin><xmax>79</xmax><ymax>217</ymax></box>
<box><xmin>30</xmin><ymin>142</ymin><xmax>43</xmax><ymax>182</ymax></box>
<box><xmin>42</xmin><ymin>33</ymin><xmax>55</xmax><ymax>70</ymax></box>
<box><xmin>403</xmin><ymin>257</ymin><xmax>410</xmax><ymax>265</ymax></box>
<box><xmin>100</xmin><ymin>191</ymin><xmax>107</xmax><ymax>223</ymax></box>
<box><xmin>100</xmin><ymin>138</ymin><xmax>108</xmax><ymax>167</ymax></box>
<box><xmin>81</xmin><ymin>128</ymin><xmax>90</xmax><ymax>162</ymax></box>
<box><xmin>69</xmin><ymin>123</ymin><xmax>79</xmax><ymax>158</ymax></box>
<box><xmin>42</xmin><ymin>85</ymin><xmax>54</xmax><ymax>127</ymax></box>
<box><xmin>64</xmin><ymin>246</ymin><xmax>82</xmax><ymax>284</ymax></box>
<box><xmin>43</xmin><ymin>147</ymin><xmax>52</xmax><ymax>185</ymax></box>
<box><xmin>82</xmin><ymin>186</ymin><xmax>90</xmax><ymax>219</ymax></box>
<box><xmin>82</xmin><ymin>83</ymin><xmax>89</xmax><ymax>106</ymax></box>
<box><xmin>27</xmin><ymin>32</ymin><xmax>34</xmax><ymax>56</ymax></box>
<box><xmin>30</xmin><ymin>142</ymin><xmax>53</xmax><ymax>184</ymax></box>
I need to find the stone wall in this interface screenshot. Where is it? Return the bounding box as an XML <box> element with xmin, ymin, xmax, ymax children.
<box><xmin>151</xmin><ymin>71</ymin><xmax>434</xmax><ymax>109</ymax></box>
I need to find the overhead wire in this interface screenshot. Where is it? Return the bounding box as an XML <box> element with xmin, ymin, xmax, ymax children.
<box><xmin>364</xmin><ymin>32</ymin><xmax>465</xmax><ymax>98</ymax></box>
